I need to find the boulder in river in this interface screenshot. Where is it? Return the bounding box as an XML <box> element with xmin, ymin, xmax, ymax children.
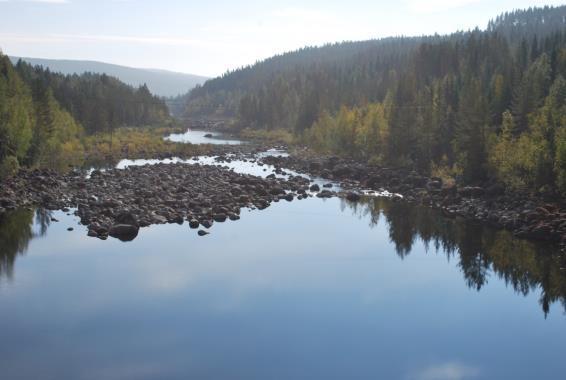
<box><xmin>213</xmin><ymin>213</ymin><xmax>227</xmax><ymax>222</ymax></box>
<box><xmin>269</xmin><ymin>186</ymin><xmax>285</xmax><ymax>195</ymax></box>
<box><xmin>316</xmin><ymin>190</ymin><xmax>334</xmax><ymax>198</ymax></box>
<box><xmin>115</xmin><ymin>211</ymin><xmax>139</xmax><ymax>228</ymax></box>
<box><xmin>201</xmin><ymin>220</ymin><xmax>213</xmax><ymax>229</ymax></box>
<box><xmin>109</xmin><ymin>224</ymin><xmax>139</xmax><ymax>241</ymax></box>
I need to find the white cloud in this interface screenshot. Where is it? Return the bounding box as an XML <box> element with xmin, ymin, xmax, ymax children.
<box><xmin>405</xmin><ymin>0</ymin><xmax>483</xmax><ymax>14</ymax></box>
<box><xmin>409</xmin><ymin>362</ymin><xmax>481</xmax><ymax>380</ymax></box>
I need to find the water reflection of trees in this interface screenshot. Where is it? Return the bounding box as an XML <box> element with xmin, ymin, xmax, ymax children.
<box><xmin>0</xmin><ymin>209</ymin><xmax>51</xmax><ymax>280</ymax></box>
<box><xmin>2</xmin><ymin>201</ymin><xmax>565</xmax><ymax>316</ymax></box>
<box><xmin>341</xmin><ymin>197</ymin><xmax>566</xmax><ymax>316</ymax></box>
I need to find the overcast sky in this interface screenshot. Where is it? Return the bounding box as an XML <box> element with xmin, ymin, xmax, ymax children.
<box><xmin>0</xmin><ymin>0</ymin><xmax>564</xmax><ymax>77</ymax></box>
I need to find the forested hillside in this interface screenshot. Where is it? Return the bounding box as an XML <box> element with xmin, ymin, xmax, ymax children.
<box><xmin>184</xmin><ymin>5</ymin><xmax>566</xmax><ymax>195</ymax></box>
<box><xmin>10</xmin><ymin>57</ymin><xmax>208</xmax><ymax>97</ymax></box>
<box><xmin>184</xmin><ymin>36</ymin><xmax>428</xmax><ymax>120</ymax></box>
<box><xmin>0</xmin><ymin>54</ymin><xmax>170</xmax><ymax>173</ymax></box>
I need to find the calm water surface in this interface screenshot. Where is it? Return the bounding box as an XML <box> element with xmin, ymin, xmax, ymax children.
<box><xmin>0</xmin><ymin>194</ymin><xmax>565</xmax><ymax>380</ymax></box>
<box><xmin>165</xmin><ymin>129</ymin><xmax>242</xmax><ymax>145</ymax></box>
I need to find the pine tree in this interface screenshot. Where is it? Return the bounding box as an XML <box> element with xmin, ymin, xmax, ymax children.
<box><xmin>0</xmin><ymin>54</ymin><xmax>34</xmax><ymax>170</ymax></box>
<box><xmin>454</xmin><ymin>77</ymin><xmax>489</xmax><ymax>183</ymax></box>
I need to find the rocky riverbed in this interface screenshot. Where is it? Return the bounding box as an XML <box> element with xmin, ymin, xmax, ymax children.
<box><xmin>0</xmin><ymin>159</ymin><xmax>364</xmax><ymax>241</ymax></box>
<box><xmin>257</xmin><ymin>152</ymin><xmax>566</xmax><ymax>250</ymax></box>
<box><xmin>1</xmin><ymin>142</ymin><xmax>565</xmax><ymax>250</ymax></box>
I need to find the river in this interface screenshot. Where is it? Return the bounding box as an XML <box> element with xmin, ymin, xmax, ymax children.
<box><xmin>0</xmin><ymin>130</ymin><xmax>565</xmax><ymax>380</ymax></box>
<box><xmin>165</xmin><ymin>128</ymin><xmax>242</xmax><ymax>145</ymax></box>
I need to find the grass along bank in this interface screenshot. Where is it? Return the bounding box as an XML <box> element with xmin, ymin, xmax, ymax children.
<box><xmin>82</xmin><ymin>127</ymin><xmax>214</xmax><ymax>163</ymax></box>
<box><xmin>1</xmin><ymin>126</ymin><xmax>217</xmax><ymax>178</ymax></box>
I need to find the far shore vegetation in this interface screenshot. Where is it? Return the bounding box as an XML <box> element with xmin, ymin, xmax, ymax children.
<box><xmin>0</xmin><ymin>53</ymin><xmax>213</xmax><ymax>177</ymax></box>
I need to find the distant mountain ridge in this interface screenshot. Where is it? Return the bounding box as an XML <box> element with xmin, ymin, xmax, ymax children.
<box><xmin>183</xmin><ymin>4</ymin><xmax>566</xmax><ymax>123</ymax></box>
<box><xmin>9</xmin><ymin>56</ymin><xmax>208</xmax><ymax>97</ymax></box>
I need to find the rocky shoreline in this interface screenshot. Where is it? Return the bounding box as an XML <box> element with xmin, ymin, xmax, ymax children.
<box><xmin>0</xmin><ymin>142</ymin><xmax>564</xmax><ymax>250</ymax></box>
<box><xmin>258</xmin><ymin>152</ymin><xmax>566</xmax><ymax>250</ymax></box>
<box><xmin>0</xmin><ymin>160</ymin><xmax>331</xmax><ymax>240</ymax></box>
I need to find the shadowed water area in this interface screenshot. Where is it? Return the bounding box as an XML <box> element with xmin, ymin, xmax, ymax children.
<box><xmin>1</xmin><ymin>194</ymin><xmax>565</xmax><ymax>380</ymax></box>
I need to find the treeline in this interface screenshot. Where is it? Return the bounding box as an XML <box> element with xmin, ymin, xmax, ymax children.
<box><xmin>0</xmin><ymin>53</ymin><xmax>170</xmax><ymax>175</ymax></box>
<box><xmin>487</xmin><ymin>5</ymin><xmax>566</xmax><ymax>43</ymax></box>
<box><xmin>185</xmin><ymin>36</ymin><xmax>428</xmax><ymax>120</ymax></box>
<box><xmin>305</xmin><ymin>32</ymin><xmax>566</xmax><ymax>193</ymax></box>
<box><xmin>184</xmin><ymin>5</ymin><xmax>566</xmax><ymax>195</ymax></box>
<box><xmin>14</xmin><ymin>60</ymin><xmax>169</xmax><ymax>134</ymax></box>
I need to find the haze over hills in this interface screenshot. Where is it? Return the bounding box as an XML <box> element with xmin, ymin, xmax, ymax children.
<box><xmin>184</xmin><ymin>5</ymin><xmax>566</xmax><ymax>122</ymax></box>
<box><xmin>9</xmin><ymin>56</ymin><xmax>208</xmax><ymax>97</ymax></box>
<box><xmin>182</xmin><ymin>5</ymin><xmax>566</xmax><ymax>195</ymax></box>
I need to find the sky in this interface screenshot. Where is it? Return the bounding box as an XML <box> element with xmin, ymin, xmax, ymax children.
<box><xmin>0</xmin><ymin>0</ymin><xmax>564</xmax><ymax>77</ymax></box>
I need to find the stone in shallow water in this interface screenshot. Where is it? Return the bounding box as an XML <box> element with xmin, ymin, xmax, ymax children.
<box><xmin>109</xmin><ymin>224</ymin><xmax>139</xmax><ymax>241</ymax></box>
<box><xmin>198</xmin><ymin>229</ymin><xmax>209</xmax><ymax>236</ymax></box>
<box><xmin>213</xmin><ymin>213</ymin><xmax>227</xmax><ymax>222</ymax></box>
<box><xmin>169</xmin><ymin>215</ymin><xmax>184</xmax><ymax>225</ymax></box>
<box><xmin>115</xmin><ymin>211</ymin><xmax>139</xmax><ymax>227</ymax></box>
<box><xmin>316</xmin><ymin>190</ymin><xmax>334</xmax><ymax>199</ymax></box>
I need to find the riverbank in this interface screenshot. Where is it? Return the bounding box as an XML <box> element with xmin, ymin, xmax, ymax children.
<box><xmin>82</xmin><ymin>127</ymin><xmax>289</xmax><ymax>166</ymax></box>
<box><xmin>1</xmin><ymin>132</ymin><xmax>564</xmax><ymax>250</ymax></box>
<box><xmin>0</xmin><ymin>125</ymin><xmax>256</xmax><ymax>178</ymax></box>
<box><xmin>82</xmin><ymin>127</ymin><xmax>225</xmax><ymax>165</ymax></box>
<box><xmin>0</xmin><ymin>126</ymin><xmax>197</xmax><ymax>177</ymax></box>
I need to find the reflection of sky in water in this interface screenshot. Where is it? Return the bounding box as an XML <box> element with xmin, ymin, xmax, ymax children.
<box><xmin>165</xmin><ymin>129</ymin><xmax>243</xmax><ymax>145</ymax></box>
<box><xmin>257</xmin><ymin>148</ymin><xmax>289</xmax><ymax>158</ymax></box>
<box><xmin>0</xmin><ymin>198</ymin><xmax>565</xmax><ymax>380</ymax></box>
<box><xmin>118</xmin><ymin>155</ymin><xmax>294</xmax><ymax>179</ymax></box>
